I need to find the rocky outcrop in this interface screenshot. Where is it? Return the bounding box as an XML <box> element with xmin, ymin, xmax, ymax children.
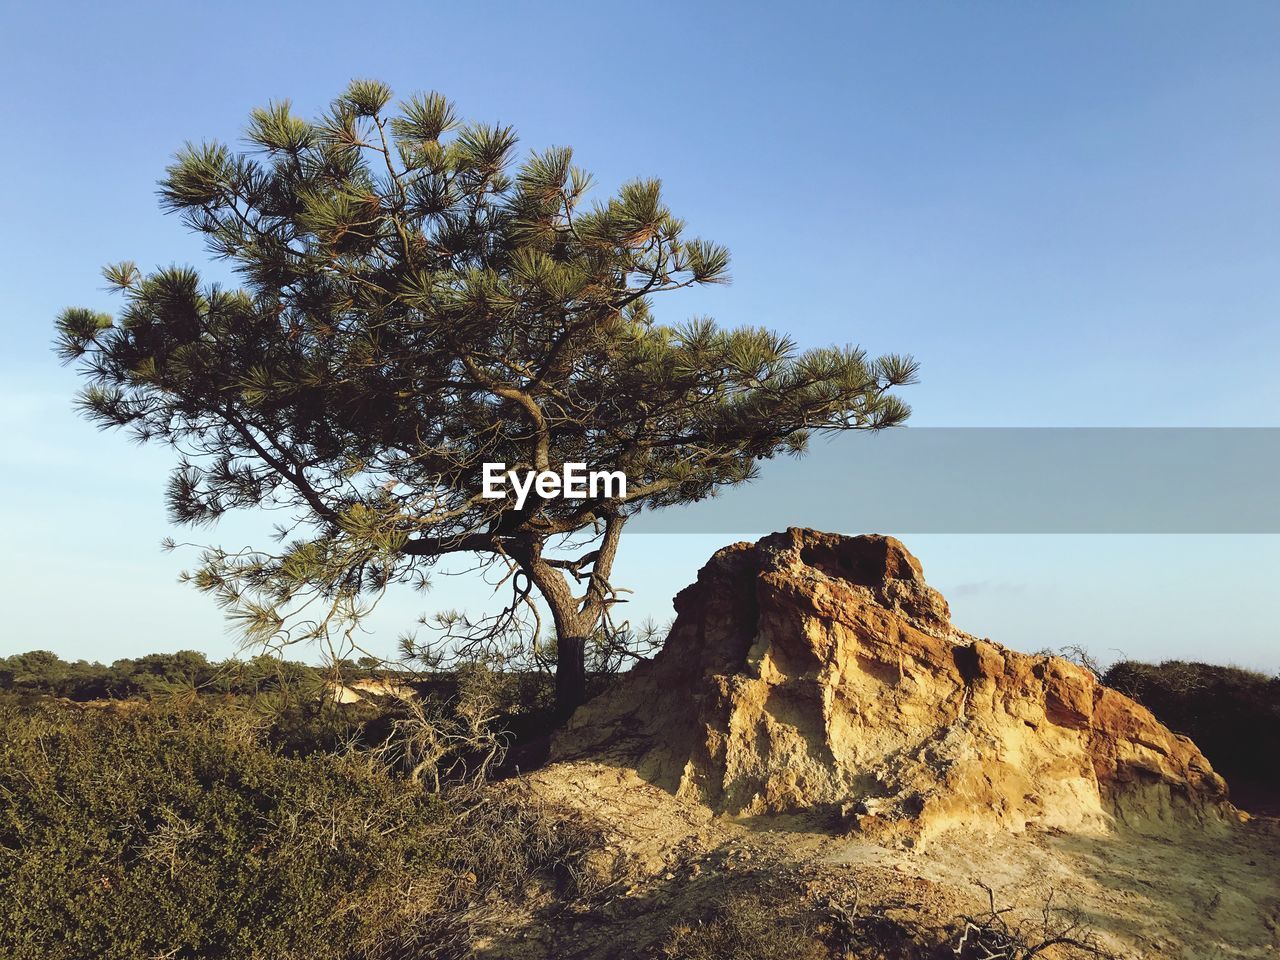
<box><xmin>553</xmin><ymin>529</ymin><xmax>1230</xmax><ymax>841</ymax></box>
<box><xmin>328</xmin><ymin>677</ymin><xmax>418</xmax><ymax>704</ymax></box>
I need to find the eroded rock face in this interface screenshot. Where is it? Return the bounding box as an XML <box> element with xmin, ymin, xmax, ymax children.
<box><xmin>553</xmin><ymin>529</ymin><xmax>1229</xmax><ymax>841</ymax></box>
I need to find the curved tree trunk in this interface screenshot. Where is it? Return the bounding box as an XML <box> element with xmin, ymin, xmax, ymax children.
<box><xmin>517</xmin><ymin>513</ymin><xmax>626</xmax><ymax>722</ymax></box>
<box><xmin>527</xmin><ymin>563</ymin><xmax>593</xmax><ymax>721</ymax></box>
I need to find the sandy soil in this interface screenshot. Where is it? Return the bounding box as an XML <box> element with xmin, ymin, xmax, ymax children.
<box><xmin>470</xmin><ymin>761</ymin><xmax>1280</xmax><ymax>959</ymax></box>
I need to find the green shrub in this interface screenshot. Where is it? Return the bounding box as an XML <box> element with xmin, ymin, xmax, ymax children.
<box><xmin>0</xmin><ymin>697</ymin><xmax>451</xmax><ymax>960</ymax></box>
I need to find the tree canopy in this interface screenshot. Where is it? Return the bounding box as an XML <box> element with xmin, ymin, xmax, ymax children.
<box><xmin>57</xmin><ymin>79</ymin><xmax>917</xmax><ymax>716</ymax></box>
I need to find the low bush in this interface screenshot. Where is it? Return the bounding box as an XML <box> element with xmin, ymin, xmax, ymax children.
<box><xmin>0</xmin><ymin>696</ymin><xmax>607</xmax><ymax>959</ymax></box>
<box><xmin>0</xmin><ymin>696</ymin><xmax>448</xmax><ymax>959</ymax></box>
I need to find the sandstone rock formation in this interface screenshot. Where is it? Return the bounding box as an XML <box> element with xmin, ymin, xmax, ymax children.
<box><xmin>328</xmin><ymin>677</ymin><xmax>418</xmax><ymax>704</ymax></box>
<box><xmin>554</xmin><ymin>529</ymin><xmax>1230</xmax><ymax>842</ymax></box>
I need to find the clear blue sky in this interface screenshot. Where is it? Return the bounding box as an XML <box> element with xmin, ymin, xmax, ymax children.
<box><xmin>2</xmin><ymin>1</ymin><xmax>1278</xmax><ymax>670</ymax></box>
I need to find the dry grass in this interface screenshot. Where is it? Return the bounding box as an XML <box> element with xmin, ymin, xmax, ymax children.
<box><xmin>660</xmin><ymin>894</ymin><xmax>828</xmax><ymax>960</ymax></box>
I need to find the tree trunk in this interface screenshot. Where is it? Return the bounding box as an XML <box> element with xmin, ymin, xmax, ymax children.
<box><xmin>554</xmin><ymin>633</ymin><xmax>587</xmax><ymax>722</ymax></box>
<box><xmin>517</xmin><ymin>514</ymin><xmax>626</xmax><ymax>723</ymax></box>
<box><xmin>518</xmin><ymin>547</ymin><xmax>591</xmax><ymax>721</ymax></box>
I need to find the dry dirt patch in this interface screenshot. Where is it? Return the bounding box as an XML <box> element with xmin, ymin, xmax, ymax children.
<box><xmin>497</xmin><ymin>760</ymin><xmax>1280</xmax><ymax>959</ymax></box>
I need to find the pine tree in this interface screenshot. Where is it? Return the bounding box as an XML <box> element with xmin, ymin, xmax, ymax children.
<box><xmin>56</xmin><ymin>80</ymin><xmax>917</xmax><ymax>718</ymax></box>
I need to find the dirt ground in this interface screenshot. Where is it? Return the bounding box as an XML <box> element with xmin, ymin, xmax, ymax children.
<box><xmin>470</xmin><ymin>762</ymin><xmax>1280</xmax><ymax>959</ymax></box>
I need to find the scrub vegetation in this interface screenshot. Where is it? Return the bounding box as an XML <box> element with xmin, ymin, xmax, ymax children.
<box><xmin>1</xmin><ymin>649</ymin><xmax>1275</xmax><ymax>957</ymax></box>
<box><xmin>0</xmin><ymin>689</ymin><xmax>611</xmax><ymax>960</ymax></box>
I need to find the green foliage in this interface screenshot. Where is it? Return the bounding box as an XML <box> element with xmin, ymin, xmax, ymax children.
<box><xmin>0</xmin><ymin>647</ymin><xmax>571</xmax><ymax>777</ymax></box>
<box><xmin>0</xmin><ymin>649</ymin><xmax>322</xmax><ymax>700</ymax></box>
<box><xmin>0</xmin><ymin>693</ymin><xmax>620</xmax><ymax>959</ymax></box>
<box><xmin>55</xmin><ymin>79</ymin><xmax>918</xmax><ymax>713</ymax></box>
<box><xmin>0</xmin><ymin>699</ymin><xmax>451</xmax><ymax>960</ymax></box>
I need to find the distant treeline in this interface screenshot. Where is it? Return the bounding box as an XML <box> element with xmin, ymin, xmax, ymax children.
<box><xmin>0</xmin><ymin>649</ymin><xmax>398</xmax><ymax>701</ymax></box>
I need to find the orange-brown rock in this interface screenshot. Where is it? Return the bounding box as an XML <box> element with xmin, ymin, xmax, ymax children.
<box><xmin>553</xmin><ymin>529</ymin><xmax>1230</xmax><ymax>841</ymax></box>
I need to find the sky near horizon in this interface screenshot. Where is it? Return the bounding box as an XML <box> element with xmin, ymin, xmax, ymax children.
<box><xmin>2</xmin><ymin>1</ymin><xmax>1278</xmax><ymax>671</ymax></box>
